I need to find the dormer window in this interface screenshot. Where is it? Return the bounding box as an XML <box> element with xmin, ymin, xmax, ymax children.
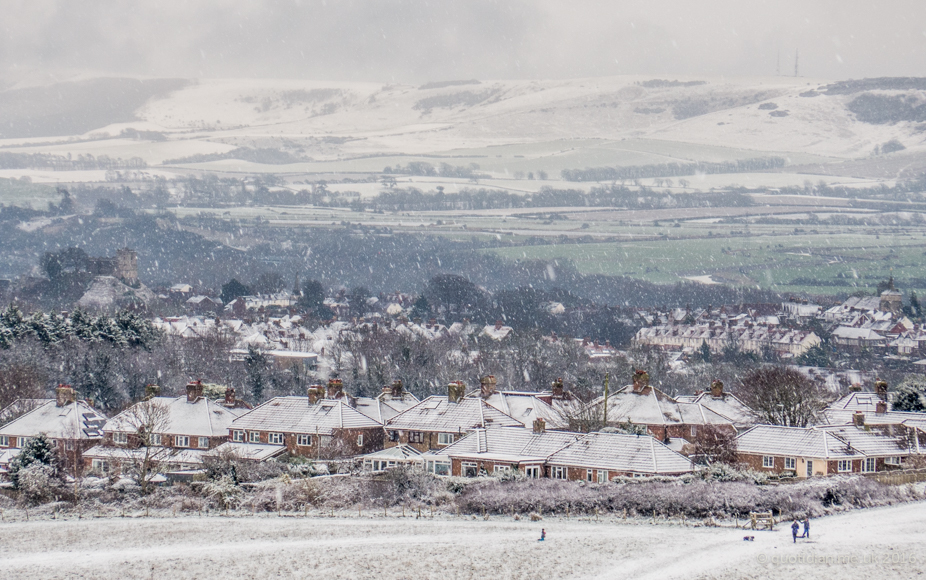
<box><xmin>113</xmin><ymin>432</ymin><xmax>128</xmax><ymax>445</ymax></box>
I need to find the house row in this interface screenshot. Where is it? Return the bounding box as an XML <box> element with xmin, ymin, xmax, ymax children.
<box><xmin>633</xmin><ymin>323</ymin><xmax>821</xmax><ymax>357</ymax></box>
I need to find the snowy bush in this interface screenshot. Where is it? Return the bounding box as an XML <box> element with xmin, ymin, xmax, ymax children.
<box><xmin>17</xmin><ymin>464</ymin><xmax>60</xmax><ymax>505</ymax></box>
<box><xmin>203</xmin><ymin>476</ymin><xmax>243</xmax><ymax>510</ymax></box>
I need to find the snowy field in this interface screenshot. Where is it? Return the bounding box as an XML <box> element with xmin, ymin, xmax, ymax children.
<box><xmin>1</xmin><ymin>501</ymin><xmax>924</xmax><ymax>580</ymax></box>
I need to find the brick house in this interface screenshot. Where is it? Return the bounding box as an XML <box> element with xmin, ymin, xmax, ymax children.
<box><xmin>475</xmin><ymin>376</ymin><xmax>572</xmax><ymax>430</ymax></box>
<box><xmin>226</xmin><ymin>387</ymin><xmax>385</xmax><ymax>460</ymax></box>
<box><xmin>0</xmin><ymin>386</ymin><xmax>107</xmax><ymax>478</ymax></box>
<box><xmin>384</xmin><ymin>381</ymin><xmax>523</xmax><ymax>453</ymax></box>
<box><xmin>735</xmin><ymin>423</ymin><xmax>918</xmax><ymax>478</ymax></box>
<box><xmin>545</xmin><ymin>431</ymin><xmax>693</xmax><ymax>480</ymax></box>
<box><xmin>83</xmin><ymin>381</ymin><xmax>248</xmax><ymax>475</ymax></box>
<box><xmin>584</xmin><ymin>371</ymin><xmax>739</xmax><ymax>443</ymax></box>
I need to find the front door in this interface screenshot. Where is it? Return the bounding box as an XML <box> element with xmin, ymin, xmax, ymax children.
<box><xmin>806</xmin><ymin>460</ymin><xmax>813</xmax><ymax>477</ymax></box>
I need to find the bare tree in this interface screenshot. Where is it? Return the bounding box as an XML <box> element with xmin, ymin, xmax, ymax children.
<box><xmin>118</xmin><ymin>400</ymin><xmax>172</xmax><ymax>494</ymax></box>
<box><xmin>692</xmin><ymin>425</ymin><xmax>738</xmax><ymax>465</ymax></box>
<box><xmin>737</xmin><ymin>366</ymin><xmax>827</xmax><ymax>427</ymax></box>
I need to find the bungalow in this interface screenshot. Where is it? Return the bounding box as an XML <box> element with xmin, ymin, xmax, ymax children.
<box><xmin>735</xmin><ymin>423</ymin><xmax>916</xmax><ymax>478</ymax></box>
<box><xmin>228</xmin><ymin>386</ymin><xmax>385</xmax><ymax>460</ymax></box>
<box><xmin>675</xmin><ymin>380</ymin><xmax>758</xmax><ymax>430</ymax></box>
<box><xmin>0</xmin><ymin>386</ymin><xmax>107</xmax><ymax>478</ymax></box>
<box><xmin>545</xmin><ymin>431</ymin><xmax>694</xmax><ymax>480</ymax></box>
<box><xmin>384</xmin><ymin>381</ymin><xmax>523</xmax><ymax>453</ymax></box>
<box><xmin>473</xmin><ymin>375</ymin><xmax>570</xmax><ymax>430</ymax></box>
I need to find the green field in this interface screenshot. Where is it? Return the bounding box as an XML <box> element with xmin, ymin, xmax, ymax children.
<box><xmin>0</xmin><ymin>178</ymin><xmax>60</xmax><ymax>209</ymax></box>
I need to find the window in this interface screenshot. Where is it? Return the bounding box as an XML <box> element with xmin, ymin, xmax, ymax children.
<box><xmin>268</xmin><ymin>432</ymin><xmax>284</xmax><ymax>445</ymax></box>
<box><xmin>462</xmin><ymin>462</ymin><xmax>478</xmax><ymax>477</ymax></box>
<box><xmin>690</xmin><ymin>425</ymin><xmax>698</xmax><ymax>438</ymax></box>
<box><xmin>198</xmin><ymin>437</ymin><xmax>209</xmax><ymax>449</ymax></box>
<box><xmin>837</xmin><ymin>460</ymin><xmax>852</xmax><ymax>472</ymax></box>
<box><xmin>597</xmin><ymin>470</ymin><xmax>606</xmax><ymax>484</ymax></box>
<box><xmin>552</xmin><ymin>466</ymin><xmax>567</xmax><ymax>480</ymax></box>
<box><xmin>91</xmin><ymin>459</ymin><xmax>110</xmax><ymax>474</ymax></box>
<box><xmin>248</xmin><ymin>431</ymin><xmax>261</xmax><ymax>443</ymax></box>
<box><xmin>409</xmin><ymin>431</ymin><xmax>424</xmax><ymax>444</ymax></box>
<box><xmin>0</xmin><ymin>435</ymin><xmax>9</xmax><ymax>447</ymax></box>
<box><xmin>437</xmin><ymin>433</ymin><xmax>454</xmax><ymax>446</ymax></box>
<box><xmin>297</xmin><ymin>434</ymin><xmax>312</xmax><ymax>446</ymax></box>
<box><xmin>356</xmin><ymin>434</ymin><xmax>364</xmax><ymax>446</ymax></box>
<box><xmin>863</xmin><ymin>457</ymin><xmax>876</xmax><ymax>473</ymax></box>
<box><xmin>886</xmin><ymin>456</ymin><xmax>902</xmax><ymax>466</ymax></box>
<box><xmin>113</xmin><ymin>432</ymin><xmax>128</xmax><ymax>445</ymax></box>
<box><xmin>493</xmin><ymin>465</ymin><xmax>511</xmax><ymax>475</ymax></box>
<box><xmin>150</xmin><ymin>434</ymin><xmax>162</xmax><ymax>446</ymax></box>
<box><xmin>762</xmin><ymin>456</ymin><xmax>775</xmax><ymax>468</ymax></box>
<box><xmin>232</xmin><ymin>430</ymin><xmax>244</xmax><ymax>443</ymax></box>
<box><xmin>388</xmin><ymin>430</ymin><xmax>399</xmax><ymax>442</ymax></box>
<box><xmin>525</xmin><ymin>465</ymin><xmax>541</xmax><ymax>478</ymax></box>
<box><xmin>65</xmin><ymin>440</ymin><xmax>75</xmax><ymax>451</ymax></box>
<box><xmin>785</xmin><ymin>457</ymin><xmax>796</xmax><ymax>471</ymax></box>
<box><xmin>426</xmin><ymin>460</ymin><xmax>450</xmax><ymax>476</ymax></box>
<box><xmin>175</xmin><ymin>435</ymin><xmax>190</xmax><ymax>448</ymax></box>
<box><xmin>587</xmin><ymin>469</ymin><xmax>594</xmax><ymax>482</ymax></box>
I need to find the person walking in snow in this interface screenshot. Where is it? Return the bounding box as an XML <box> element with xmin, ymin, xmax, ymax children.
<box><xmin>791</xmin><ymin>520</ymin><xmax>800</xmax><ymax>543</ymax></box>
<box><xmin>539</xmin><ymin>529</ymin><xmax>546</xmax><ymax>542</ymax></box>
<box><xmin>801</xmin><ymin>517</ymin><xmax>810</xmax><ymax>539</ymax></box>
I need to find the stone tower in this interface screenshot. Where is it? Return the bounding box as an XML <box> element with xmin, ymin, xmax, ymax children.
<box><xmin>115</xmin><ymin>248</ymin><xmax>138</xmax><ymax>284</ymax></box>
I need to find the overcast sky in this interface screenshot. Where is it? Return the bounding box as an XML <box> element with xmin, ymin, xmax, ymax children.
<box><xmin>3</xmin><ymin>0</ymin><xmax>926</xmax><ymax>83</ymax></box>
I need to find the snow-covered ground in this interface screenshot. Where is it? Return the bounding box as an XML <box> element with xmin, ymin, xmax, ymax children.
<box><xmin>1</xmin><ymin>501</ymin><xmax>924</xmax><ymax>579</ymax></box>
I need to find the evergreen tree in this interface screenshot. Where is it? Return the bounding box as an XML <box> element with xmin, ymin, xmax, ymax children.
<box><xmin>244</xmin><ymin>345</ymin><xmax>270</xmax><ymax>402</ymax></box>
<box><xmin>796</xmin><ymin>344</ymin><xmax>829</xmax><ymax>367</ymax></box>
<box><xmin>893</xmin><ymin>379</ymin><xmax>926</xmax><ymax>412</ymax></box>
<box><xmin>698</xmin><ymin>340</ymin><xmax>712</xmax><ymax>363</ymax></box>
<box><xmin>297</xmin><ymin>279</ymin><xmax>325</xmax><ymax>311</ymax></box>
<box><xmin>9</xmin><ymin>433</ymin><xmax>55</xmax><ymax>489</ymax></box>
<box><xmin>221</xmin><ymin>278</ymin><xmax>251</xmax><ymax>305</ymax></box>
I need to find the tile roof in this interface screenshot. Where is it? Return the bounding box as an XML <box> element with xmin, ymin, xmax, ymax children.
<box><xmin>588</xmin><ymin>385</ymin><xmax>735</xmax><ymax>428</ymax></box>
<box><xmin>232</xmin><ymin>396</ymin><xmax>382</xmax><ymax>435</ymax></box>
<box><xmin>438</xmin><ymin>427</ymin><xmax>582</xmax><ymax>463</ymax></box>
<box><xmin>360</xmin><ymin>444</ymin><xmax>423</xmax><ymax>461</ymax></box>
<box><xmin>547</xmin><ymin>432</ymin><xmax>693</xmax><ymax>474</ymax></box>
<box><xmin>104</xmin><ymin>396</ymin><xmax>248</xmax><ymax>438</ymax></box>
<box><xmin>480</xmin><ymin>391</ymin><xmax>569</xmax><ymax>429</ymax></box>
<box><xmin>736</xmin><ymin>425</ymin><xmax>862</xmax><ymax>459</ymax></box>
<box><xmin>386</xmin><ymin>396</ymin><xmax>523</xmax><ymax>433</ymax></box>
<box><xmin>0</xmin><ymin>400</ymin><xmax>107</xmax><ymax>440</ymax></box>
<box><xmin>818</xmin><ymin>425</ymin><xmax>914</xmax><ymax>456</ymax></box>
<box><xmin>675</xmin><ymin>392</ymin><xmax>757</xmax><ymax>429</ymax></box>
<box><xmin>204</xmin><ymin>442</ymin><xmax>287</xmax><ymax>461</ymax></box>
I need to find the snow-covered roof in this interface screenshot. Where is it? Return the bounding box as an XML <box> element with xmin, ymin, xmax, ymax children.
<box><xmin>232</xmin><ymin>397</ymin><xmax>383</xmax><ymax>435</ymax></box>
<box><xmin>104</xmin><ymin>396</ymin><xmax>248</xmax><ymax>438</ymax></box>
<box><xmin>439</xmin><ymin>427</ymin><xmax>581</xmax><ymax>464</ymax></box>
<box><xmin>588</xmin><ymin>385</ymin><xmax>735</xmax><ymax>428</ymax></box>
<box><xmin>205</xmin><ymin>442</ymin><xmax>287</xmax><ymax>461</ymax></box>
<box><xmin>818</xmin><ymin>425</ymin><xmax>914</xmax><ymax>457</ymax></box>
<box><xmin>675</xmin><ymin>391</ymin><xmax>757</xmax><ymax>429</ymax></box>
<box><xmin>736</xmin><ymin>425</ymin><xmax>862</xmax><ymax>459</ymax></box>
<box><xmin>0</xmin><ymin>399</ymin><xmax>107</xmax><ymax>440</ymax></box>
<box><xmin>547</xmin><ymin>432</ymin><xmax>693</xmax><ymax>475</ymax></box>
<box><xmin>360</xmin><ymin>444</ymin><xmax>423</xmax><ymax>461</ymax></box>
<box><xmin>823</xmin><ymin>409</ymin><xmax>926</xmax><ymax>432</ymax></box>
<box><xmin>386</xmin><ymin>396</ymin><xmax>523</xmax><ymax>434</ymax></box>
<box><xmin>831</xmin><ymin>326</ymin><xmax>886</xmax><ymax>340</ymax></box>
<box><xmin>77</xmin><ymin>276</ymin><xmax>156</xmax><ymax>310</ymax></box>
<box><xmin>353</xmin><ymin>391</ymin><xmax>421</xmax><ymax>423</ymax></box>
<box><xmin>83</xmin><ymin>445</ymin><xmax>207</xmax><ymax>467</ymax></box>
<box><xmin>480</xmin><ymin>391</ymin><xmax>569</xmax><ymax>430</ymax></box>
<box><xmin>825</xmin><ymin>391</ymin><xmax>891</xmax><ymax>413</ymax></box>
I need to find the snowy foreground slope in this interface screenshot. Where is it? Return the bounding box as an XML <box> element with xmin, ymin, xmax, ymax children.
<box><xmin>1</xmin><ymin>501</ymin><xmax>924</xmax><ymax>580</ymax></box>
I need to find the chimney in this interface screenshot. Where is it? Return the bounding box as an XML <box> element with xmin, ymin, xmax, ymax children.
<box><xmin>307</xmin><ymin>384</ymin><xmax>325</xmax><ymax>404</ymax></box>
<box><xmin>495</xmin><ymin>320</ymin><xmax>503</xmax><ymax>331</ymax></box>
<box><xmin>448</xmin><ymin>381</ymin><xmax>466</xmax><ymax>404</ymax></box>
<box><xmin>551</xmin><ymin>378</ymin><xmax>564</xmax><ymax>399</ymax></box>
<box><xmin>533</xmin><ymin>417</ymin><xmax>546</xmax><ymax>434</ymax></box>
<box><xmin>224</xmin><ymin>387</ymin><xmax>236</xmax><ymax>406</ymax></box>
<box><xmin>390</xmin><ymin>379</ymin><xmax>404</xmax><ymax>398</ymax></box>
<box><xmin>632</xmin><ymin>370</ymin><xmax>649</xmax><ymax>393</ymax></box>
<box><xmin>875</xmin><ymin>379</ymin><xmax>888</xmax><ymax>401</ymax></box>
<box><xmin>327</xmin><ymin>378</ymin><xmax>343</xmax><ymax>399</ymax></box>
<box><xmin>186</xmin><ymin>380</ymin><xmax>204</xmax><ymax>403</ymax></box>
<box><xmin>55</xmin><ymin>384</ymin><xmax>75</xmax><ymax>407</ymax></box>
<box><xmin>144</xmin><ymin>384</ymin><xmax>160</xmax><ymax>400</ymax></box>
<box><xmin>480</xmin><ymin>375</ymin><xmax>497</xmax><ymax>399</ymax></box>
<box><xmin>710</xmin><ymin>380</ymin><xmax>724</xmax><ymax>398</ymax></box>
<box><xmin>876</xmin><ymin>400</ymin><xmax>888</xmax><ymax>415</ymax></box>
<box><xmin>853</xmin><ymin>411</ymin><xmax>865</xmax><ymax>427</ymax></box>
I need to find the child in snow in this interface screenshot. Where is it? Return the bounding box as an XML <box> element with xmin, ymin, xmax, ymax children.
<box><xmin>538</xmin><ymin>529</ymin><xmax>546</xmax><ymax>542</ymax></box>
<box><xmin>801</xmin><ymin>517</ymin><xmax>810</xmax><ymax>539</ymax></box>
<box><xmin>791</xmin><ymin>520</ymin><xmax>800</xmax><ymax>543</ymax></box>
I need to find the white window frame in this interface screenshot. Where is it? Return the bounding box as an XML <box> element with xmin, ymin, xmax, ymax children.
<box><xmin>437</xmin><ymin>433</ymin><xmax>454</xmax><ymax>446</ymax></box>
<box><xmin>837</xmin><ymin>460</ymin><xmax>852</xmax><ymax>472</ymax></box>
<box><xmin>762</xmin><ymin>456</ymin><xmax>775</xmax><ymax>468</ymax></box>
<box><xmin>784</xmin><ymin>457</ymin><xmax>796</xmax><ymax>471</ymax></box>
<box><xmin>356</xmin><ymin>434</ymin><xmax>364</xmax><ymax>446</ymax></box>
<box><xmin>175</xmin><ymin>435</ymin><xmax>190</xmax><ymax>448</ymax></box>
<box><xmin>65</xmin><ymin>439</ymin><xmax>75</xmax><ymax>451</ymax></box>
<box><xmin>150</xmin><ymin>433</ymin><xmax>162</xmax><ymax>446</ymax></box>
<box><xmin>248</xmin><ymin>431</ymin><xmax>261</xmax><ymax>443</ymax></box>
<box><xmin>586</xmin><ymin>469</ymin><xmax>594</xmax><ymax>482</ymax></box>
<box><xmin>886</xmin><ymin>456</ymin><xmax>902</xmax><ymax>466</ymax></box>
<box><xmin>863</xmin><ymin>457</ymin><xmax>876</xmax><ymax>473</ymax></box>
<box><xmin>268</xmin><ymin>432</ymin><xmax>284</xmax><ymax>445</ymax></box>
<box><xmin>113</xmin><ymin>432</ymin><xmax>128</xmax><ymax>445</ymax></box>
<box><xmin>198</xmin><ymin>437</ymin><xmax>209</xmax><ymax>449</ymax></box>
<box><xmin>409</xmin><ymin>431</ymin><xmax>424</xmax><ymax>444</ymax></box>
<box><xmin>296</xmin><ymin>434</ymin><xmax>312</xmax><ymax>446</ymax></box>
<box><xmin>91</xmin><ymin>459</ymin><xmax>110</xmax><ymax>474</ymax></box>
<box><xmin>552</xmin><ymin>466</ymin><xmax>567</xmax><ymax>480</ymax></box>
<box><xmin>597</xmin><ymin>470</ymin><xmax>606</xmax><ymax>484</ymax></box>
<box><xmin>525</xmin><ymin>465</ymin><xmax>541</xmax><ymax>478</ymax></box>
<box><xmin>232</xmin><ymin>430</ymin><xmax>244</xmax><ymax>443</ymax></box>
<box><xmin>462</xmin><ymin>462</ymin><xmax>478</xmax><ymax>477</ymax></box>
<box><xmin>0</xmin><ymin>435</ymin><xmax>8</xmax><ymax>447</ymax></box>
<box><xmin>493</xmin><ymin>464</ymin><xmax>511</xmax><ymax>475</ymax></box>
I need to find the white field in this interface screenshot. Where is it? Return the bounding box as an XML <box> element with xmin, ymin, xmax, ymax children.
<box><xmin>1</xmin><ymin>502</ymin><xmax>924</xmax><ymax>579</ymax></box>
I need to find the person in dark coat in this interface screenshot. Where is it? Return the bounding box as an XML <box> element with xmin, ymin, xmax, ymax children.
<box><xmin>801</xmin><ymin>517</ymin><xmax>810</xmax><ymax>538</ymax></box>
<box><xmin>791</xmin><ymin>520</ymin><xmax>800</xmax><ymax>543</ymax></box>
<box><xmin>539</xmin><ymin>528</ymin><xmax>546</xmax><ymax>542</ymax></box>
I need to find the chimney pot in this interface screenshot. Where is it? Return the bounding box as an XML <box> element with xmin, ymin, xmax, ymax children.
<box><xmin>327</xmin><ymin>378</ymin><xmax>344</xmax><ymax>399</ymax></box>
<box><xmin>224</xmin><ymin>387</ymin><xmax>236</xmax><ymax>406</ymax></box>
<box><xmin>144</xmin><ymin>384</ymin><xmax>160</xmax><ymax>400</ymax></box>
<box><xmin>448</xmin><ymin>381</ymin><xmax>466</xmax><ymax>403</ymax></box>
<box><xmin>308</xmin><ymin>384</ymin><xmax>324</xmax><ymax>404</ymax></box>
<box><xmin>853</xmin><ymin>411</ymin><xmax>865</xmax><ymax>427</ymax></box>
<box><xmin>495</xmin><ymin>320</ymin><xmax>503</xmax><ymax>331</ymax></box>
<box><xmin>390</xmin><ymin>379</ymin><xmax>404</xmax><ymax>398</ymax></box>
<box><xmin>875</xmin><ymin>379</ymin><xmax>888</xmax><ymax>401</ymax></box>
<box><xmin>710</xmin><ymin>380</ymin><xmax>724</xmax><ymax>398</ymax></box>
<box><xmin>186</xmin><ymin>380</ymin><xmax>203</xmax><ymax>403</ymax></box>
<box><xmin>55</xmin><ymin>384</ymin><xmax>75</xmax><ymax>407</ymax></box>
<box><xmin>632</xmin><ymin>370</ymin><xmax>649</xmax><ymax>393</ymax></box>
<box><xmin>480</xmin><ymin>375</ymin><xmax>497</xmax><ymax>399</ymax></box>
